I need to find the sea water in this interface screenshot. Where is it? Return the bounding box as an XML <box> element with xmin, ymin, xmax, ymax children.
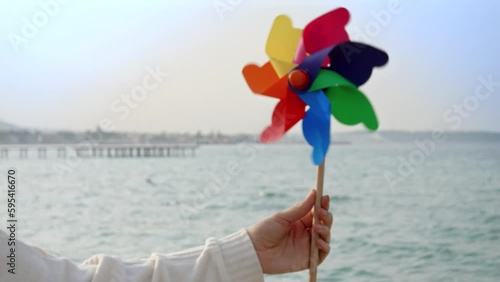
<box><xmin>1</xmin><ymin>143</ymin><xmax>499</xmax><ymax>282</ymax></box>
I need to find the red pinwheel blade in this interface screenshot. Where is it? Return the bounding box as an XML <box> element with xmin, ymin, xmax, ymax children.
<box><xmin>260</xmin><ymin>89</ymin><xmax>306</xmax><ymax>143</ymax></box>
<box><xmin>294</xmin><ymin>8</ymin><xmax>350</xmax><ymax>64</ymax></box>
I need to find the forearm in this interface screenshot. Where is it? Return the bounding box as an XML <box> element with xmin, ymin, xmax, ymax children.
<box><xmin>0</xmin><ymin>229</ymin><xmax>264</xmax><ymax>282</ymax></box>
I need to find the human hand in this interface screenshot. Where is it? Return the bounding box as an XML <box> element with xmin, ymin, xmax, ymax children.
<box><xmin>247</xmin><ymin>189</ymin><xmax>333</xmax><ymax>274</ymax></box>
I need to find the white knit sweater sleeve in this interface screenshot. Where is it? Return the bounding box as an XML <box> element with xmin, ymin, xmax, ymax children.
<box><xmin>0</xmin><ymin>229</ymin><xmax>264</xmax><ymax>282</ymax></box>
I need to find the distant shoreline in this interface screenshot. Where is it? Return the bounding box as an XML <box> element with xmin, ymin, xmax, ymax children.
<box><xmin>1</xmin><ymin>119</ymin><xmax>500</xmax><ymax>145</ymax></box>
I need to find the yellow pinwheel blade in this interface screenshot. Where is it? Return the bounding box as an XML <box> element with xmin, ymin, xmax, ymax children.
<box><xmin>265</xmin><ymin>15</ymin><xmax>303</xmax><ymax>77</ymax></box>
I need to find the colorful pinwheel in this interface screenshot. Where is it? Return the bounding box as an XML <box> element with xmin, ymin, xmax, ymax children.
<box><xmin>242</xmin><ymin>7</ymin><xmax>389</xmax><ymax>165</ymax></box>
<box><xmin>241</xmin><ymin>7</ymin><xmax>389</xmax><ymax>281</ymax></box>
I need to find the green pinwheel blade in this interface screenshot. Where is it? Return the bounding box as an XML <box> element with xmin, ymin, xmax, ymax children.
<box><xmin>325</xmin><ymin>86</ymin><xmax>379</xmax><ymax>130</ymax></box>
<box><xmin>309</xmin><ymin>69</ymin><xmax>356</xmax><ymax>92</ymax></box>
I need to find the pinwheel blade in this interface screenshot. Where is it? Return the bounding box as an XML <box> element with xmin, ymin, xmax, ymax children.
<box><xmin>328</xmin><ymin>42</ymin><xmax>389</xmax><ymax>86</ymax></box>
<box><xmin>266</xmin><ymin>15</ymin><xmax>303</xmax><ymax>77</ymax></box>
<box><xmin>260</xmin><ymin>89</ymin><xmax>306</xmax><ymax>143</ymax></box>
<box><xmin>289</xmin><ymin>46</ymin><xmax>333</xmax><ymax>94</ymax></box>
<box><xmin>242</xmin><ymin>62</ymin><xmax>279</xmax><ymax>94</ymax></box>
<box><xmin>242</xmin><ymin>62</ymin><xmax>288</xmax><ymax>100</ymax></box>
<box><xmin>294</xmin><ymin>7</ymin><xmax>350</xmax><ymax>64</ymax></box>
<box><xmin>325</xmin><ymin>86</ymin><xmax>379</xmax><ymax>130</ymax></box>
<box><xmin>300</xmin><ymin>90</ymin><xmax>331</xmax><ymax>165</ymax></box>
<box><xmin>309</xmin><ymin>69</ymin><xmax>356</xmax><ymax>92</ymax></box>
<box><xmin>242</xmin><ymin>7</ymin><xmax>389</xmax><ymax>167</ymax></box>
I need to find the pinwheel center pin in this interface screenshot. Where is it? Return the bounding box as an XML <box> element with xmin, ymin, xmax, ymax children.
<box><xmin>288</xmin><ymin>69</ymin><xmax>310</xmax><ymax>90</ymax></box>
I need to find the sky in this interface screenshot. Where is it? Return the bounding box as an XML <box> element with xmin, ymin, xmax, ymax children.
<box><xmin>1</xmin><ymin>0</ymin><xmax>499</xmax><ymax>134</ymax></box>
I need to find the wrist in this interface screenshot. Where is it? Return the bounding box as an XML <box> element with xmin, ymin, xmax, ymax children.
<box><xmin>247</xmin><ymin>227</ymin><xmax>271</xmax><ymax>274</ymax></box>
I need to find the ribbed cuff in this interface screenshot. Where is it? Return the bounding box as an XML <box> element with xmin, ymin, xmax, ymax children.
<box><xmin>218</xmin><ymin>229</ymin><xmax>264</xmax><ymax>282</ymax></box>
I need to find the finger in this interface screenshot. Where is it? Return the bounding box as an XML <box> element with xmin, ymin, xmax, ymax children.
<box><xmin>301</xmin><ymin>195</ymin><xmax>331</xmax><ymax>229</ymax></box>
<box><xmin>300</xmin><ymin>209</ymin><xmax>314</xmax><ymax>229</ymax></box>
<box><xmin>318</xmin><ymin>209</ymin><xmax>333</xmax><ymax>229</ymax></box>
<box><xmin>321</xmin><ymin>195</ymin><xmax>330</xmax><ymax>210</ymax></box>
<box><xmin>275</xmin><ymin>189</ymin><xmax>316</xmax><ymax>224</ymax></box>
<box><xmin>314</xmin><ymin>223</ymin><xmax>330</xmax><ymax>244</ymax></box>
<box><xmin>317</xmin><ymin>239</ymin><xmax>331</xmax><ymax>263</ymax></box>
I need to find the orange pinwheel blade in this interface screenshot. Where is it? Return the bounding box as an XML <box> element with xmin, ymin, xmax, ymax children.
<box><xmin>242</xmin><ymin>61</ymin><xmax>288</xmax><ymax>100</ymax></box>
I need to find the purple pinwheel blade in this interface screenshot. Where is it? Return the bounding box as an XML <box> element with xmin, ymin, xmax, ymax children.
<box><xmin>300</xmin><ymin>90</ymin><xmax>331</xmax><ymax>165</ymax></box>
<box><xmin>289</xmin><ymin>46</ymin><xmax>334</xmax><ymax>94</ymax></box>
<box><xmin>328</xmin><ymin>42</ymin><xmax>389</xmax><ymax>87</ymax></box>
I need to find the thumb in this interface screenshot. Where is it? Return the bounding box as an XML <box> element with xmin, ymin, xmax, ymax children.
<box><xmin>276</xmin><ymin>189</ymin><xmax>316</xmax><ymax>223</ymax></box>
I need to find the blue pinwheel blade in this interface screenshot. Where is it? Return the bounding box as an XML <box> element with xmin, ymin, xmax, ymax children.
<box><xmin>300</xmin><ymin>90</ymin><xmax>331</xmax><ymax>165</ymax></box>
<box><xmin>328</xmin><ymin>42</ymin><xmax>389</xmax><ymax>86</ymax></box>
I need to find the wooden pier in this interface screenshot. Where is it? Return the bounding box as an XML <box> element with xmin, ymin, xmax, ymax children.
<box><xmin>0</xmin><ymin>143</ymin><xmax>198</xmax><ymax>159</ymax></box>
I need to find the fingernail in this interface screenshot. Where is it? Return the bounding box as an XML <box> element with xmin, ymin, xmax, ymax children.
<box><xmin>321</xmin><ymin>209</ymin><xmax>328</xmax><ymax>217</ymax></box>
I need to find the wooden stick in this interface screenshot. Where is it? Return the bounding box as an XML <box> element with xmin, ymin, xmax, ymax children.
<box><xmin>309</xmin><ymin>160</ymin><xmax>325</xmax><ymax>282</ymax></box>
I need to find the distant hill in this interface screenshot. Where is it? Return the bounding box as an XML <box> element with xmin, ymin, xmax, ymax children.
<box><xmin>0</xmin><ymin>120</ymin><xmax>23</xmax><ymax>131</ymax></box>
